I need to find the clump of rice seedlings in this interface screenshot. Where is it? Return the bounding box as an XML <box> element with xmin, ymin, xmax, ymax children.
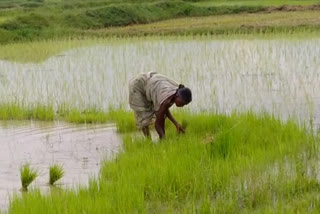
<box><xmin>20</xmin><ymin>163</ymin><xmax>38</xmax><ymax>191</ymax></box>
<box><xmin>49</xmin><ymin>164</ymin><xmax>64</xmax><ymax>185</ymax></box>
<box><xmin>9</xmin><ymin>112</ymin><xmax>320</xmax><ymax>212</ymax></box>
<box><xmin>181</xmin><ymin>118</ymin><xmax>188</xmax><ymax>129</ymax></box>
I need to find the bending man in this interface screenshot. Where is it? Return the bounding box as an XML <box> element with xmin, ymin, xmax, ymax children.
<box><xmin>129</xmin><ymin>72</ymin><xmax>192</xmax><ymax>139</ymax></box>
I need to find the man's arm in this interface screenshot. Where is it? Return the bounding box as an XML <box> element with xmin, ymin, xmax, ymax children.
<box><xmin>155</xmin><ymin>102</ymin><xmax>171</xmax><ymax>139</ymax></box>
<box><xmin>166</xmin><ymin>109</ymin><xmax>185</xmax><ymax>134</ymax></box>
<box><xmin>166</xmin><ymin>109</ymin><xmax>178</xmax><ymax>127</ymax></box>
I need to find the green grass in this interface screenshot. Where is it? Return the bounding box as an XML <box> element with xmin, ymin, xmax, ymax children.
<box><xmin>1</xmin><ymin>16</ymin><xmax>320</xmax><ymax>63</ymax></box>
<box><xmin>49</xmin><ymin>165</ymin><xmax>64</xmax><ymax>185</ymax></box>
<box><xmin>93</xmin><ymin>10</ymin><xmax>320</xmax><ymax>37</ymax></box>
<box><xmin>0</xmin><ymin>104</ymin><xmax>54</xmax><ymax>121</ymax></box>
<box><xmin>20</xmin><ymin>164</ymin><xmax>38</xmax><ymax>191</ymax></box>
<box><xmin>0</xmin><ymin>38</ymin><xmax>104</xmax><ymax>62</ymax></box>
<box><xmin>0</xmin><ymin>103</ymin><xmax>135</xmax><ymax>132</ymax></box>
<box><xmin>8</xmin><ymin>112</ymin><xmax>320</xmax><ymax>213</ymax></box>
<box><xmin>0</xmin><ymin>0</ymin><xmax>319</xmax><ymax>44</ymax></box>
<box><xmin>195</xmin><ymin>0</ymin><xmax>320</xmax><ymax>7</ymax></box>
<box><xmin>64</xmin><ymin>108</ymin><xmax>135</xmax><ymax>132</ymax></box>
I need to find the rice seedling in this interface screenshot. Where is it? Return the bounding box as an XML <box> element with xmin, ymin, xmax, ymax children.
<box><xmin>0</xmin><ymin>37</ymin><xmax>319</xmax><ymax>128</ymax></box>
<box><xmin>0</xmin><ymin>119</ymin><xmax>121</xmax><ymax>211</ymax></box>
<box><xmin>1</xmin><ymin>11</ymin><xmax>319</xmax><ymax>212</ymax></box>
<box><xmin>8</xmin><ymin>112</ymin><xmax>320</xmax><ymax>213</ymax></box>
<box><xmin>20</xmin><ymin>164</ymin><xmax>38</xmax><ymax>191</ymax></box>
<box><xmin>181</xmin><ymin>118</ymin><xmax>188</xmax><ymax>130</ymax></box>
<box><xmin>49</xmin><ymin>164</ymin><xmax>64</xmax><ymax>185</ymax></box>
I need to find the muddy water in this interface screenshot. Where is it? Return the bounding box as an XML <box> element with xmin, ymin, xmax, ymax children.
<box><xmin>0</xmin><ymin>121</ymin><xmax>121</xmax><ymax>210</ymax></box>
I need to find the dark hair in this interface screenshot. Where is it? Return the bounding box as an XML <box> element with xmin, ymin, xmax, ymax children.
<box><xmin>177</xmin><ymin>84</ymin><xmax>192</xmax><ymax>103</ymax></box>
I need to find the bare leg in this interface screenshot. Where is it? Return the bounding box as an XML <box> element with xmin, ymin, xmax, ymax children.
<box><xmin>142</xmin><ymin>126</ymin><xmax>150</xmax><ymax>137</ymax></box>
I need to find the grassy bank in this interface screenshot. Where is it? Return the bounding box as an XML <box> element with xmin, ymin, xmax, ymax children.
<box><xmin>1</xmin><ymin>13</ymin><xmax>320</xmax><ymax>63</ymax></box>
<box><xmin>0</xmin><ymin>38</ymin><xmax>104</xmax><ymax>62</ymax></box>
<box><xmin>0</xmin><ymin>0</ymin><xmax>320</xmax><ymax>44</ymax></box>
<box><xmin>92</xmin><ymin>10</ymin><xmax>320</xmax><ymax>37</ymax></box>
<box><xmin>6</xmin><ymin>112</ymin><xmax>320</xmax><ymax>213</ymax></box>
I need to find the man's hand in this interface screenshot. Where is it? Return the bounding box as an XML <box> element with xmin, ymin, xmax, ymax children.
<box><xmin>176</xmin><ymin>124</ymin><xmax>185</xmax><ymax>134</ymax></box>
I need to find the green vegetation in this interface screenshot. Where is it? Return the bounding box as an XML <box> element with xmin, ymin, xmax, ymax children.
<box><xmin>0</xmin><ymin>103</ymin><xmax>135</xmax><ymax>132</ymax></box>
<box><xmin>0</xmin><ymin>104</ymin><xmax>55</xmax><ymax>121</ymax></box>
<box><xmin>0</xmin><ymin>0</ymin><xmax>319</xmax><ymax>44</ymax></box>
<box><xmin>195</xmin><ymin>0</ymin><xmax>319</xmax><ymax>6</ymax></box>
<box><xmin>0</xmin><ymin>38</ymin><xmax>98</xmax><ymax>62</ymax></box>
<box><xmin>1</xmin><ymin>1</ymin><xmax>320</xmax><ymax>212</ymax></box>
<box><xmin>9</xmin><ymin>112</ymin><xmax>320</xmax><ymax>213</ymax></box>
<box><xmin>1</xmin><ymin>17</ymin><xmax>320</xmax><ymax>63</ymax></box>
<box><xmin>20</xmin><ymin>164</ymin><xmax>38</xmax><ymax>191</ymax></box>
<box><xmin>49</xmin><ymin>165</ymin><xmax>64</xmax><ymax>185</ymax></box>
<box><xmin>64</xmin><ymin>108</ymin><xmax>135</xmax><ymax>132</ymax></box>
<box><xmin>97</xmin><ymin>10</ymin><xmax>320</xmax><ymax>37</ymax></box>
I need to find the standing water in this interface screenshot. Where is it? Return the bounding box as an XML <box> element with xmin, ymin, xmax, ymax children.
<box><xmin>0</xmin><ymin>38</ymin><xmax>319</xmax><ymax>129</ymax></box>
<box><xmin>1</xmin><ymin>37</ymin><xmax>320</xmax><ymax>209</ymax></box>
<box><xmin>0</xmin><ymin>121</ymin><xmax>121</xmax><ymax>210</ymax></box>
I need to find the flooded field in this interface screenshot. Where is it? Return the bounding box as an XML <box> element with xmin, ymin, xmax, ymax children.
<box><xmin>1</xmin><ymin>38</ymin><xmax>320</xmax><ymax>212</ymax></box>
<box><xmin>0</xmin><ymin>39</ymin><xmax>319</xmax><ymax>129</ymax></box>
<box><xmin>0</xmin><ymin>121</ymin><xmax>121</xmax><ymax>210</ymax></box>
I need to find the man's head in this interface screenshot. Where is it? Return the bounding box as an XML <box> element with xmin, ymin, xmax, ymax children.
<box><xmin>175</xmin><ymin>85</ymin><xmax>192</xmax><ymax>107</ymax></box>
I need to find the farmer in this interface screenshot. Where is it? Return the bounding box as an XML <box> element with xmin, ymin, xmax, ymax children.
<box><xmin>129</xmin><ymin>72</ymin><xmax>192</xmax><ymax>139</ymax></box>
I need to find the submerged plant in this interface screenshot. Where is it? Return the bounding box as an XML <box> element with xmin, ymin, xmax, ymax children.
<box><xmin>49</xmin><ymin>164</ymin><xmax>64</xmax><ymax>185</ymax></box>
<box><xmin>20</xmin><ymin>163</ymin><xmax>38</xmax><ymax>191</ymax></box>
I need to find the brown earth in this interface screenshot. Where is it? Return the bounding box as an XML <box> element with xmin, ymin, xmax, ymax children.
<box><xmin>264</xmin><ymin>4</ymin><xmax>320</xmax><ymax>13</ymax></box>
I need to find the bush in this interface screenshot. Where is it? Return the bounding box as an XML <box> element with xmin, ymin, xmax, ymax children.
<box><xmin>1</xmin><ymin>13</ymin><xmax>50</xmax><ymax>30</ymax></box>
<box><xmin>0</xmin><ymin>28</ymin><xmax>16</xmax><ymax>43</ymax></box>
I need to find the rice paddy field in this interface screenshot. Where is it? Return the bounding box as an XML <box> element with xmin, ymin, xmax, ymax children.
<box><xmin>0</xmin><ymin>121</ymin><xmax>121</xmax><ymax>209</ymax></box>
<box><xmin>0</xmin><ymin>34</ymin><xmax>319</xmax><ymax>213</ymax></box>
<box><xmin>1</xmin><ymin>0</ymin><xmax>320</xmax><ymax>212</ymax></box>
<box><xmin>1</xmin><ymin>37</ymin><xmax>320</xmax><ymax>128</ymax></box>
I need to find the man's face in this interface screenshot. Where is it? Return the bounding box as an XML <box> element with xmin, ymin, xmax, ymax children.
<box><xmin>175</xmin><ymin>96</ymin><xmax>186</xmax><ymax>107</ymax></box>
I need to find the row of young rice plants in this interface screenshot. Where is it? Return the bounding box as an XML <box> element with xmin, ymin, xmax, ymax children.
<box><xmin>0</xmin><ymin>35</ymin><xmax>320</xmax><ymax>212</ymax></box>
<box><xmin>6</xmin><ymin>112</ymin><xmax>320</xmax><ymax>213</ymax></box>
<box><xmin>1</xmin><ymin>36</ymin><xmax>319</xmax><ymax>127</ymax></box>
